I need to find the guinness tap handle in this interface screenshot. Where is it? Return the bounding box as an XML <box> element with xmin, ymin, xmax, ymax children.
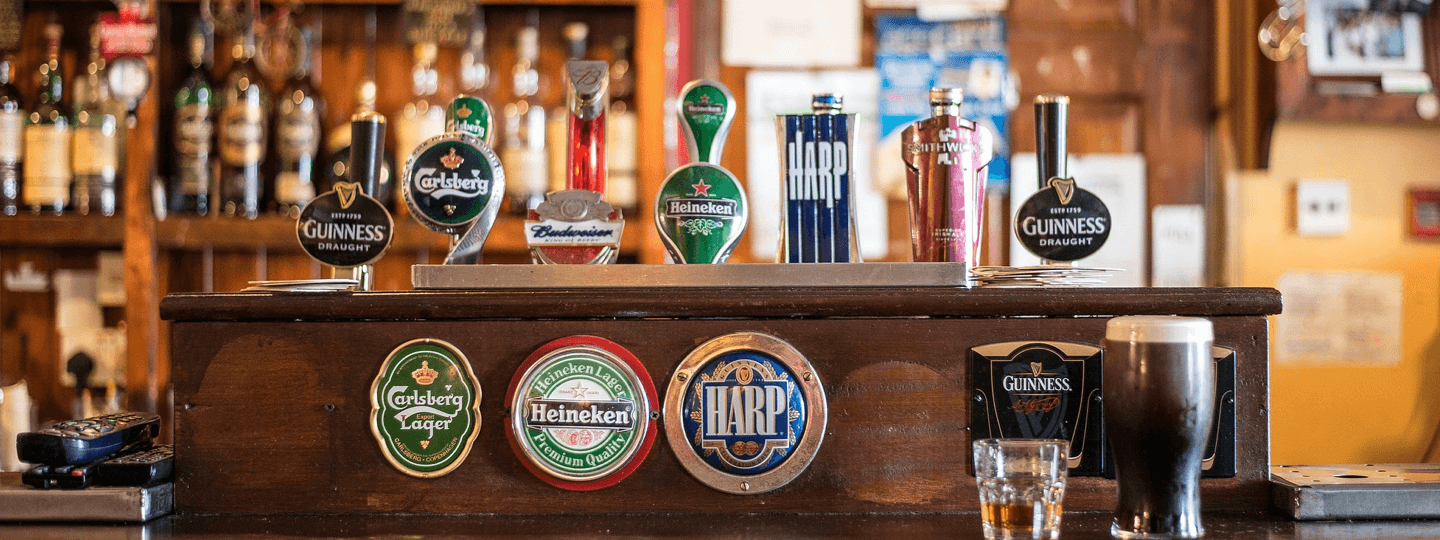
<box><xmin>1034</xmin><ymin>94</ymin><xmax>1069</xmax><ymax>189</ymax></box>
<box><xmin>678</xmin><ymin>80</ymin><xmax>736</xmax><ymax>164</ymax></box>
<box><xmin>350</xmin><ymin>111</ymin><xmax>387</xmax><ymax>195</ymax></box>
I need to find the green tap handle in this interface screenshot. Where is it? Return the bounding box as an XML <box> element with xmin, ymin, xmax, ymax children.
<box><xmin>447</xmin><ymin>95</ymin><xmax>495</xmax><ymax>146</ymax></box>
<box><xmin>677</xmin><ymin>79</ymin><xmax>735</xmax><ymax>164</ymax></box>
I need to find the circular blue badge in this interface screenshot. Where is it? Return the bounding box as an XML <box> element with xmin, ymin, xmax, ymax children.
<box><xmin>678</xmin><ymin>350</ymin><xmax>807</xmax><ymax>475</ymax></box>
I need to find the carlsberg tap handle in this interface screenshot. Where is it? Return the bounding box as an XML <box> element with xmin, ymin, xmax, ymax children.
<box><xmin>1034</xmin><ymin>94</ymin><xmax>1069</xmax><ymax>190</ymax></box>
<box><xmin>447</xmin><ymin>95</ymin><xmax>495</xmax><ymax>145</ymax></box>
<box><xmin>678</xmin><ymin>79</ymin><xmax>735</xmax><ymax>164</ymax></box>
<box><xmin>350</xmin><ymin>111</ymin><xmax>387</xmax><ymax>195</ymax></box>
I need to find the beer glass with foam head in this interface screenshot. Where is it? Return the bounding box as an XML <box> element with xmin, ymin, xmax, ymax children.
<box><xmin>1103</xmin><ymin>316</ymin><xmax>1215</xmax><ymax>539</ymax></box>
<box><xmin>972</xmin><ymin>438</ymin><xmax>1069</xmax><ymax>540</ymax></box>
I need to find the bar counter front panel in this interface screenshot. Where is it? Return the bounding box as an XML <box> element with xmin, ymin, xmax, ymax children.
<box><xmin>161</xmin><ymin>287</ymin><xmax>1278</xmax><ymax>515</ymax></box>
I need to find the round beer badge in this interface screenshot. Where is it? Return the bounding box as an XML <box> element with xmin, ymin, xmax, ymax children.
<box><xmin>664</xmin><ymin>332</ymin><xmax>827</xmax><ymax>495</ymax></box>
<box><xmin>370</xmin><ymin>339</ymin><xmax>482</xmax><ymax>478</ymax></box>
<box><xmin>1014</xmin><ymin>177</ymin><xmax>1111</xmax><ymax>261</ymax></box>
<box><xmin>401</xmin><ymin>132</ymin><xmax>505</xmax><ymax>233</ymax></box>
<box><xmin>297</xmin><ymin>181</ymin><xmax>394</xmax><ymax>268</ymax></box>
<box><xmin>506</xmin><ymin>336</ymin><xmax>658</xmax><ymax>491</ymax></box>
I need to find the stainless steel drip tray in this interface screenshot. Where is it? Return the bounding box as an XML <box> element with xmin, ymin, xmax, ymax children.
<box><xmin>1271</xmin><ymin>464</ymin><xmax>1440</xmax><ymax>520</ymax></box>
<box><xmin>412</xmin><ymin>262</ymin><xmax>971</xmax><ymax>289</ymax></box>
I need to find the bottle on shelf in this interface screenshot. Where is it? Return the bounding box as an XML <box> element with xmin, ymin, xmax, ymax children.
<box><xmin>218</xmin><ymin>25</ymin><xmax>271</xmax><ymax>219</ymax></box>
<box><xmin>23</xmin><ymin>21</ymin><xmax>71</xmax><ymax>215</ymax></box>
<box><xmin>171</xmin><ymin>18</ymin><xmax>215</xmax><ymax>216</ymax></box>
<box><xmin>608</xmin><ymin>35</ymin><xmax>639</xmax><ymax>214</ymax></box>
<box><xmin>0</xmin><ymin>54</ymin><xmax>23</xmax><ymax>216</ymax></box>
<box><xmin>502</xmin><ymin>12</ymin><xmax>548</xmax><ymax>216</ymax></box>
<box><xmin>273</xmin><ymin>27</ymin><xmax>323</xmax><ymax>218</ymax></box>
<box><xmin>72</xmin><ymin>23</ymin><xmax>122</xmax><ymax>217</ymax></box>
<box><xmin>459</xmin><ymin>8</ymin><xmax>490</xmax><ymax>103</ymax></box>
<box><xmin>393</xmin><ymin>42</ymin><xmax>444</xmax><ymax>175</ymax></box>
<box><xmin>547</xmin><ymin>22</ymin><xmax>588</xmax><ymax>195</ymax></box>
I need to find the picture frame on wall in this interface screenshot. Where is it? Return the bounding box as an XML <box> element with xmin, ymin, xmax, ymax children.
<box><xmin>1307</xmin><ymin>0</ymin><xmax>1426</xmax><ymax>76</ymax></box>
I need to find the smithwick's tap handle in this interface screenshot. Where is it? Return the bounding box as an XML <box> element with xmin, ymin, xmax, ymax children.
<box><xmin>678</xmin><ymin>79</ymin><xmax>735</xmax><ymax>164</ymax></box>
<box><xmin>350</xmin><ymin>110</ymin><xmax>387</xmax><ymax>194</ymax></box>
<box><xmin>1034</xmin><ymin>94</ymin><xmax>1069</xmax><ymax>189</ymax></box>
<box><xmin>567</xmin><ymin>59</ymin><xmax>609</xmax><ymax>194</ymax></box>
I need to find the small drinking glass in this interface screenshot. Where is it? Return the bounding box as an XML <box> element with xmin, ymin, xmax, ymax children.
<box><xmin>973</xmin><ymin>438</ymin><xmax>1070</xmax><ymax>540</ymax></box>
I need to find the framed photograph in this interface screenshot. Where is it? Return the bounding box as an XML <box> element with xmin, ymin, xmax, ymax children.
<box><xmin>1308</xmin><ymin>0</ymin><xmax>1426</xmax><ymax>76</ymax></box>
<box><xmin>1410</xmin><ymin>187</ymin><xmax>1440</xmax><ymax>237</ymax></box>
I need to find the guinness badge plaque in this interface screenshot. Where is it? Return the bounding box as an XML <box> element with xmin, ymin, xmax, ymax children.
<box><xmin>506</xmin><ymin>336</ymin><xmax>658</xmax><ymax>491</ymax></box>
<box><xmin>664</xmin><ymin>332</ymin><xmax>827</xmax><ymax>494</ymax></box>
<box><xmin>370</xmin><ymin>339</ymin><xmax>482</xmax><ymax>478</ymax></box>
<box><xmin>297</xmin><ymin>181</ymin><xmax>394</xmax><ymax>268</ymax></box>
<box><xmin>1014</xmin><ymin>177</ymin><xmax>1111</xmax><ymax>262</ymax></box>
<box><xmin>971</xmin><ymin>341</ymin><xmax>1105</xmax><ymax>476</ymax></box>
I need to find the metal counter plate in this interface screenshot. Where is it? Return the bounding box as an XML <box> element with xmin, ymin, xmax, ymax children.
<box><xmin>413</xmin><ymin>262</ymin><xmax>970</xmax><ymax>289</ymax></box>
<box><xmin>1271</xmin><ymin>464</ymin><xmax>1440</xmax><ymax>520</ymax></box>
<box><xmin>0</xmin><ymin>474</ymin><xmax>172</xmax><ymax>522</ymax></box>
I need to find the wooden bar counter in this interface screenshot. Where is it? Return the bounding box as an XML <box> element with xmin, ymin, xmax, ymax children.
<box><xmin>158</xmin><ymin>286</ymin><xmax>1281</xmax><ymax>518</ymax></box>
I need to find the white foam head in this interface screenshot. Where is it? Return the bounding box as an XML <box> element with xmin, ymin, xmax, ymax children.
<box><xmin>1105</xmin><ymin>316</ymin><xmax>1213</xmax><ymax>344</ymax></box>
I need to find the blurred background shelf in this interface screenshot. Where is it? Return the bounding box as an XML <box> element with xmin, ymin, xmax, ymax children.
<box><xmin>0</xmin><ymin>215</ymin><xmax>125</xmax><ymax>248</ymax></box>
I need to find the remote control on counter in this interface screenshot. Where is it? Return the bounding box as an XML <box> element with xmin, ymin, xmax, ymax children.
<box><xmin>17</xmin><ymin>412</ymin><xmax>160</xmax><ymax>466</ymax></box>
<box><xmin>96</xmin><ymin>444</ymin><xmax>174</xmax><ymax>487</ymax></box>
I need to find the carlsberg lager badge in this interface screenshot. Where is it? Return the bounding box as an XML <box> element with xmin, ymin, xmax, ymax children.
<box><xmin>370</xmin><ymin>339</ymin><xmax>482</xmax><ymax>478</ymax></box>
<box><xmin>506</xmin><ymin>336</ymin><xmax>658</xmax><ymax>490</ymax></box>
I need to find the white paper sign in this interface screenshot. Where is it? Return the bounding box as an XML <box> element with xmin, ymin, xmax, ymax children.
<box><xmin>1151</xmin><ymin>205</ymin><xmax>1205</xmax><ymax>287</ymax></box>
<box><xmin>723</xmin><ymin>0</ymin><xmax>861</xmax><ymax>68</ymax></box>
<box><xmin>1010</xmin><ymin>153</ymin><xmax>1147</xmax><ymax>286</ymax></box>
<box><xmin>1276</xmin><ymin>271</ymin><xmax>1403</xmax><ymax>366</ymax></box>
<box><xmin>745</xmin><ymin>70</ymin><xmax>887</xmax><ymax>261</ymax></box>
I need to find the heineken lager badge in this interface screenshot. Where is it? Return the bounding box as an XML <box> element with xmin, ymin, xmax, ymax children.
<box><xmin>296</xmin><ymin>181</ymin><xmax>394</xmax><ymax>269</ymax></box>
<box><xmin>1015</xmin><ymin>95</ymin><xmax>1110</xmax><ymax>262</ymax></box>
<box><xmin>446</xmin><ymin>95</ymin><xmax>494</xmax><ymax>145</ymax></box>
<box><xmin>402</xmin><ymin>129</ymin><xmax>505</xmax><ymax>265</ymax></box>
<box><xmin>776</xmin><ymin>93</ymin><xmax>860</xmax><ymax>263</ymax></box>
<box><xmin>664</xmin><ymin>332</ymin><xmax>827</xmax><ymax>495</ymax></box>
<box><xmin>506</xmin><ymin>336</ymin><xmax>658</xmax><ymax>491</ymax></box>
<box><xmin>655</xmin><ymin>80</ymin><xmax>747</xmax><ymax>264</ymax></box>
<box><xmin>370</xmin><ymin>338</ymin><xmax>482</xmax><ymax>478</ymax></box>
<box><xmin>525</xmin><ymin>190</ymin><xmax>624</xmax><ymax>264</ymax></box>
<box><xmin>970</xmin><ymin>341</ymin><xmax>1105</xmax><ymax>476</ymax></box>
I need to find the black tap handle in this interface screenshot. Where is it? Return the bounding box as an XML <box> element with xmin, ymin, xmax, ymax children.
<box><xmin>1034</xmin><ymin>94</ymin><xmax>1069</xmax><ymax>189</ymax></box>
<box><xmin>349</xmin><ymin>111</ymin><xmax>387</xmax><ymax>195</ymax></box>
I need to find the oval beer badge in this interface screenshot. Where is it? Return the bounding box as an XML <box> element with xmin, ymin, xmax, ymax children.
<box><xmin>1014</xmin><ymin>177</ymin><xmax>1111</xmax><ymax>261</ymax></box>
<box><xmin>664</xmin><ymin>332</ymin><xmax>827</xmax><ymax>494</ymax></box>
<box><xmin>506</xmin><ymin>336</ymin><xmax>658</xmax><ymax>491</ymax></box>
<box><xmin>370</xmin><ymin>339</ymin><xmax>482</xmax><ymax>478</ymax></box>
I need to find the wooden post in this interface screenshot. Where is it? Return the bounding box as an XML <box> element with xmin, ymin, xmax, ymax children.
<box><xmin>122</xmin><ymin>44</ymin><xmax>160</xmax><ymax>413</ymax></box>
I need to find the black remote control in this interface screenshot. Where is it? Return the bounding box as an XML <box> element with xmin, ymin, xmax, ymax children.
<box><xmin>22</xmin><ymin>459</ymin><xmax>103</xmax><ymax>490</ymax></box>
<box><xmin>96</xmin><ymin>445</ymin><xmax>174</xmax><ymax>487</ymax></box>
<box><xmin>17</xmin><ymin>412</ymin><xmax>160</xmax><ymax>466</ymax></box>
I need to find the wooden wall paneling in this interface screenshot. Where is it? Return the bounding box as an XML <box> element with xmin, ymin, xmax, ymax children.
<box><xmin>1010</xmin><ymin>96</ymin><xmax>1141</xmax><ymax>155</ymax></box>
<box><xmin>1007</xmin><ymin>0</ymin><xmax>1136</xmax><ymax>31</ymax></box>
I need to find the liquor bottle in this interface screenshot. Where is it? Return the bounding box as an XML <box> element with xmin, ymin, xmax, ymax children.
<box><xmin>23</xmin><ymin>22</ymin><xmax>71</xmax><ymax>215</ymax></box>
<box><xmin>459</xmin><ymin>8</ymin><xmax>489</xmax><ymax>102</ymax></box>
<box><xmin>501</xmin><ymin>14</ymin><xmax>548</xmax><ymax>215</ymax></box>
<box><xmin>0</xmin><ymin>55</ymin><xmax>24</xmax><ymax>215</ymax></box>
<box><xmin>71</xmin><ymin>24</ymin><xmax>121</xmax><ymax>216</ymax></box>
<box><xmin>217</xmin><ymin>26</ymin><xmax>270</xmax><ymax>219</ymax></box>
<box><xmin>171</xmin><ymin>19</ymin><xmax>215</xmax><ymax>216</ymax></box>
<box><xmin>393</xmin><ymin>42</ymin><xmax>444</xmax><ymax>175</ymax></box>
<box><xmin>607</xmin><ymin>35</ymin><xmax>639</xmax><ymax>214</ymax></box>
<box><xmin>546</xmin><ymin>22</ymin><xmax>587</xmax><ymax>194</ymax></box>
<box><xmin>273</xmin><ymin>27</ymin><xmax>323</xmax><ymax>218</ymax></box>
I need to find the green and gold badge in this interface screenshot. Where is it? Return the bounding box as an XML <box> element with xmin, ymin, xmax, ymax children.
<box><xmin>371</xmin><ymin>339</ymin><xmax>482</xmax><ymax>478</ymax></box>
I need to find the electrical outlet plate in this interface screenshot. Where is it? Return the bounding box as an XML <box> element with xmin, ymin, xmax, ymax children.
<box><xmin>1296</xmin><ymin>179</ymin><xmax>1351</xmax><ymax>236</ymax></box>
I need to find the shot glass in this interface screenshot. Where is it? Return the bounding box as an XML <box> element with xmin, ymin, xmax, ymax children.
<box><xmin>973</xmin><ymin>438</ymin><xmax>1070</xmax><ymax>540</ymax></box>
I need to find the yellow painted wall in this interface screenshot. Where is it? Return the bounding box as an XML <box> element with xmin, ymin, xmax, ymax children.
<box><xmin>1232</xmin><ymin>121</ymin><xmax>1440</xmax><ymax>465</ymax></box>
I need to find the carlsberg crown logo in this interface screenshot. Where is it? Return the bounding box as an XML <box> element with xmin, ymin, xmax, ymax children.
<box><xmin>371</xmin><ymin>339</ymin><xmax>482</xmax><ymax>478</ymax></box>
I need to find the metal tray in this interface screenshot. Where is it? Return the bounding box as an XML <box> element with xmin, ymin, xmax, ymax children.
<box><xmin>412</xmin><ymin>262</ymin><xmax>971</xmax><ymax>289</ymax></box>
<box><xmin>1271</xmin><ymin>463</ymin><xmax>1440</xmax><ymax>520</ymax></box>
<box><xmin>0</xmin><ymin>473</ymin><xmax>172</xmax><ymax>522</ymax></box>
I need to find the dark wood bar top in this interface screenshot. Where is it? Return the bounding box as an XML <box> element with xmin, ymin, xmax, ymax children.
<box><xmin>3</xmin><ymin>512</ymin><xmax>1440</xmax><ymax>539</ymax></box>
<box><xmin>160</xmin><ymin>286</ymin><xmax>1284</xmax><ymax>321</ymax></box>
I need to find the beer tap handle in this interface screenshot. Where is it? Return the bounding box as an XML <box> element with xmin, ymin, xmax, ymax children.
<box><xmin>349</xmin><ymin>110</ymin><xmax>387</xmax><ymax>195</ymax></box>
<box><xmin>447</xmin><ymin>95</ymin><xmax>495</xmax><ymax>146</ymax></box>
<box><xmin>566</xmin><ymin>59</ymin><xmax>609</xmax><ymax>193</ymax></box>
<box><xmin>1034</xmin><ymin>94</ymin><xmax>1069</xmax><ymax>190</ymax></box>
<box><xmin>678</xmin><ymin>79</ymin><xmax>735</xmax><ymax>164</ymax></box>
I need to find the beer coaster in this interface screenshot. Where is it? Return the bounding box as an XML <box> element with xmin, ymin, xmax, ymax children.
<box><xmin>242</xmin><ymin>279</ymin><xmax>359</xmax><ymax>292</ymax></box>
<box><xmin>971</xmin><ymin>266</ymin><xmax>1120</xmax><ymax>288</ymax></box>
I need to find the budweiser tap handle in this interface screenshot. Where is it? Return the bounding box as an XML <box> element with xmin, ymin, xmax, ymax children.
<box><xmin>1034</xmin><ymin>94</ymin><xmax>1069</xmax><ymax>189</ymax></box>
<box><xmin>349</xmin><ymin>110</ymin><xmax>387</xmax><ymax>195</ymax></box>
<box><xmin>566</xmin><ymin>60</ymin><xmax>609</xmax><ymax>193</ymax></box>
<box><xmin>678</xmin><ymin>80</ymin><xmax>736</xmax><ymax>164</ymax></box>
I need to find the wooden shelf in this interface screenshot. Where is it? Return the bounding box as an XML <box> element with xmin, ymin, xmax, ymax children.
<box><xmin>156</xmin><ymin>0</ymin><xmax>640</xmax><ymax>5</ymax></box>
<box><xmin>0</xmin><ymin>215</ymin><xmax>125</xmax><ymax>248</ymax></box>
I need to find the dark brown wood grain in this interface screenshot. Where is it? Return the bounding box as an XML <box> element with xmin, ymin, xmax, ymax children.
<box><xmin>168</xmin><ymin>288</ymin><xmax>1275</xmax><ymax>515</ymax></box>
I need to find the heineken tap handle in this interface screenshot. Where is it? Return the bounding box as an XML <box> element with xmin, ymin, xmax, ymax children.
<box><xmin>447</xmin><ymin>95</ymin><xmax>495</xmax><ymax>145</ymax></box>
<box><xmin>678</xmin><ymin>79</ymin><xmax>735</xmax><ymax>164</ymax></box>
<box><xmin>1034</xmin><ymin>94</ymin><xmax>1069</xmax><ymax>189</ymax></box>
<box><xmin>350</xmin><ymin>111</ymin><xmax>387</xmax><ymax>194</ymax></box>
<box><xmin>566</xmin><ymin>59</ymin><xmax>609</xmax><ymax>193</ymax></box>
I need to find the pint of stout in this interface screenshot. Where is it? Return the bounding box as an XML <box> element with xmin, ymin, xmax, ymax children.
<box><xmin>1103</xmin><ymin>316</ymin><xmax>1215</xmax><ymax>539</ymax></box>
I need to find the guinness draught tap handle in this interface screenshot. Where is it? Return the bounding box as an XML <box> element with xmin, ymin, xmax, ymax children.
<box><xmin>678</xmin><ymin>80</ymin><xmax>735</xmax><ymax>164</ymax></box>
<box><xmin>1034</xmin><ymin>94</ymin><xmax>1068</xmax><ymax>189</ymax></box>
<box><xmin>350</xmin><ymin>111</ymin><xmax>387</xmax><ymax>195</ymax></box>
<box><xmin>567</xmin><ymin>59</ymin><xmax>609</xmax><ymax>194</ymax></box>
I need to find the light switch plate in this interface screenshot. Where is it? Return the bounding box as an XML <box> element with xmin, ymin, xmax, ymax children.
<box><xmin>1297</xmin><ymin>179</ymin><xmax>1351</xmax><ymax>236</ymax></box>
